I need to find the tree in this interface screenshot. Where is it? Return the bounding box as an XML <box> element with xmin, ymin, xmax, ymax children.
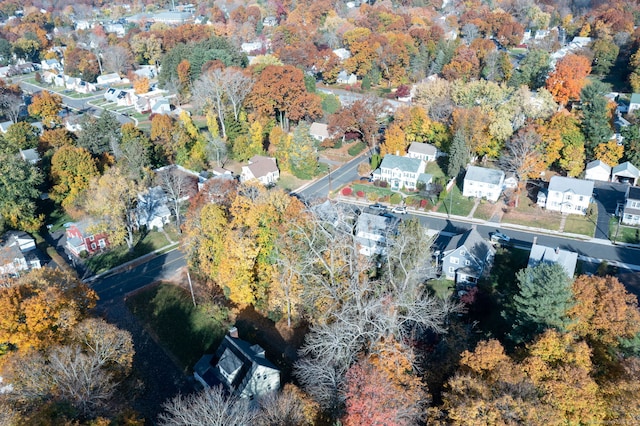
<box><xmin>248</xmin><ymin>65</ymin><xmax>322</xmax><ymax>130</ymax></box>
<box><xmin>158</xmin><ymin>386</ymin><xmax>255</xmax><ymax>426</ymax></box>
<box><xmin>102</xmin><ymin>45</ymin><xmax>132</xmax><ymax>75</ymax></box>
<box><xmin>591</xmin><ymin>38</ymin><xmax>619</xmax><ymax>75</ymax></box>
<box><xmin>380</xmin><ymin>123</ymin><xmax>407</xmax><ymax>157</ymax></box>
<box><xmin>39</xmin><ymin>128</ymin><xmax>74</xmax><ymax>150</ymax></box>
<box><xmin>594</xmin><ymin>139</ymin><xmax>624</xmax><ymax>167</ymax></box>
<box><xmin>3</xmin><ymin>122</ymin><xmax>39</xmax><ymax>153</ymax></box>
<box><xmin>286</xmin><ymin>123</ymin><xmax>319</xmax><ymax>179</ymax></box>
<box><xmin>27</xmin><ymin>90</ymin><xmax>62</xmax><ymax>128</ymax></box>
<box><xmin>507</xmin><ymin>263</ymin><xmax>574</xmax><ymax>344</ymax></box>
<box><xmin>580</xmin><ymin>81</ymin><xmax>613</xmax><ymax>156</ymax></box>
<box><xmin>118</xmin><ymin>123</ymin><xmax>152</xmax><ymax>181</ymax></box>
<box><xmin>0</xmin><ymin>82</ymin><xmax>24</xmax><ymax>123</ymax></box>
<box><xmin>77</xmin><ymin>110</ymin><xmax>121</xmax><ymax>156</ymax></box>
<box><xmin>499</xmin><ymin>125</ymin><xmax>545</xmax><ymax>182</ymax></box>
<box><xmin>157</xmin><ymin>166</ymin><xmax>195</xmax><ymax>232</ymax></box>
<box><xmin>257</xmin><ymin>384</ymin><xmax>318</xmax><ymax>426</ymax></box>
<box><xmin>0</xmin><ymin>152</ymin><xmax>43</xmax><ymax>232</ymax></box>
<box><xmin>133</xmin><ymin>76</ymin><xmax>150</xmax><ymax>95</ymax></box>
<box><xmin>85</xmin><ymin>167</ymin><xmax>142</xmax><ymax>250</ymax></box>
<box><xmin>50</xmin><ymin>146</ymin><xmax>99</xmax><ymax>209</ymax></box>
<box><xmin>328</xmin><ymin>97</ymin><xmax>385</xmax><ymax>150</ymax></box>
<box><xmin>150</xmin><ymin>114</ymin><xmax>176</xmax><ymax>162</ymax></box>
<box><xmin>545</xmin><ymin>54</ymin><xmax>591</xmax><ymax>105</ymax></box>
<box><xmin>72</xmin><ymin>318</ymin><xmax>134</xmax><ymax>378</ymax></box>
<box><xmin>447</xmin><ymin>129</ymin><xmax>469</xmax><ymax>178</ymax></box>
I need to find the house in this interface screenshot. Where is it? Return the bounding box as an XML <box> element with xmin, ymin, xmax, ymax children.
<box><xmin>462</xmin><ymin>166</ymin><xmax>505</xmax><ymax>202</ymax></box>
<box><xmin>355</xmin><ymin>212</ymin><xmax>399</xmax><ymax>256</ymax></box>
<box><xmin>504</xmin><ymin>172</ymin><xmax>518</xmax><ymax>189</ymax></box>
<box><xmin>65</xmin><ymin>220</ymin><xmax>110</xmax><ymax>257</ymax></box>
<box><xmin>240</xmin><ymin>156</ymin><xmax>280</xmax><ymax>185</ymax></box>
<box><xmin>0</xmin><ymin>121</ymin><xmax>12</xmax><ymax>133</ymax></box>
<box><xmin>193</xmin><ymin>328</ymin><xmax>280</xmax><ymax>400</ymax></box>
<box><xmin>212</xmin><ymin>166</ymin><xmax>233</xmax><ymax>176</ymax></box>
<box><xmin>136</xmin><ymin>186</ymin><xmax>171</xmax><ymax>230</ymax></box>
<box><xmin>585</xmin><ymin>160</ymin><xmax>611</xmax><ymax>182</ymax></box>
<box><xmin>543</xmin><ymin>176</ymin><xmax>594</xmax><ymax>215</ymax></box>
<box><xmin>309</xmin><ymin>122</ymin><xmax>330</xmax><ymax>142</ymax></box>
<box><xmin>372</xmin><ymin>154</ymin><xmax>426</xmax><ymax>190</ymax></box>
<box><xmin>96</xmin><ymin>73</ymin><xmax>121</xmax><ymax>86</ymax></box>
<box><xmin>65</xmin><ymin>115</ymin><xmax>83</xmax><ymax>132</ymax></box>
<box><xmin>333</xmin><ymin>48</ymin><xmax>351</xmax><ymax>61</ymax></box>
<box><xmin>527</xmin><ymin>243</ymin><xmax>578</xmax><ymax>278</ymax></box>
<box><xmin>441</xmin><ymin>227</ymin><xmax>494</xmax><ymax>285</ymax></box>
<box><xmin>20</xmin><ymin>148</ymin><xmax>40</xmax><ymax>165</ymax></box>
<box><xmin>629</xmin><ymin>93</ymin><xmax>640</xmax><ymax>115</ymax></box>
<box><xmin>241</xmin><ymin>41</ymin><xmax>265</xmax><ymax>55</ymax></box>
<box><xmin>150</xmin><ymin>98</ymin><xmax>172</xmax><ymax>115</ymax></box>
<box><xmin>336</xmin><ymin>71</ymin><xmax>357</xmax><ymax>85</ymax></box>
<box><xmin>0</xmin><ymin>231</ymin><xmax>41</xmax><ymax>277</ymax></box>
<box><xmin>263</xmin><ymin>16</ymin><xmax>278</xmax><ymax>27</ymax></box>
<box><xmin>40</xmin><ymin>59</ymin><xmax>62</xmax><ymax>72</ymax></box>
<box><xmin>621</xmin><ymin>186</ymin><xmax>640</xmax><ymax>226</ymax></box>
<box><xmin>104</xmin><ymin>23</ymin><xmax>126</xmax><ymax>37</ymax></box>
<box><xmin>406</xmin><ymin>142</ymin><xmax>438</xmax><ymax>163</ymax></box>
<box><xmin>611</xmin><ymin>161</ymin><xmax>640</xmax><ymax>185</ymax></box>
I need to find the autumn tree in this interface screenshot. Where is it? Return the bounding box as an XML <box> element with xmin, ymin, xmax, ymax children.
<box><xmin>133</xmin><ymin>76</ymin><xmax>150</xmax><ymax>95</ymax></box>
<box><xmin>50</xmin><ymin>146</ymin><xmax>99</xmax><ymax>210</ymax></box>
<box><xmin>328</xmin><ymin>97</ymin><xmax>385</xmax><ymax>149</ymax></box>
<box><xmin>257</xmin><ymin>384</ymin><xmax>318</xmax><ymax>426</ymax></box>
<box><xmin>84</xmin><ymin>167</ymin><xmax>143</xmax><ymax>250</ymax></box>
<box><xmin>39</xmin><ymin>128</ymin><xmax>74</xmax><ymax>151</ymax></box>
<box><xmin>545</xmin><ymin>54</ymin><xmax>591</xmax><ymax>105</ymax></box>
<box><xmin>150</xmin><ymin>114</ymin><xmax>176</xmax><ymax>162</ymax></box>
<box><xmin>285</xmin><ymin>123</ymin><xmax>319</xmax><ymax>179</ymax></box>
<box><xmin>591</xmin><ymin>38</ymin><xmax>619</xmax><ymax>76</ymax></box>
<box><xmin>380</xmin><ymin>123</ymin><xmax>407</xmax><ymax>157</ymax></box>
<box><xmin>3</xmin><ymin>122</ymin><xmax>39</xmax><ymax>153</ymax></box>
<box><xmin>499</xmin><ymin>125</ymin><xmax>545</xmax><ymax>183</ymax></box>
<box><xmin>507</xmin><ymin>263</ymin><xmax>574</xmax><ymax>344</ymax></box>
<box><xmin>248</xmin><ymin>65</ymin><xmax>322</xmax><ymax>130</ymax></box>
<box><xmin>0</xmin><ymin>152</ymin><xmax>43</xmax><ymax>232</ymax></box>
<box><xmin>118</xmin><ymin>123</ymin><xmax>152</xmax><ymax>181</ymax></box>
<box><xmin>27</xmin><ymin>90</ymin><xmax>63</xmax><ymax>128</ymax></box>
<box><xmin>594</xmin><ymin>139</ymin><xmax>624</xmax><ymax>167</ymax></box>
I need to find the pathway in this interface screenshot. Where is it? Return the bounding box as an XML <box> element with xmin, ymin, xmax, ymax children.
<box><xmin>559</xmin><ymin>214</ymin><xmax>568</xmax><ymax>232</ymax></box>
<box><xmin>467</xmin><ymin>199</ymin><xmax>481</xmax><ymax>218</ymax></box>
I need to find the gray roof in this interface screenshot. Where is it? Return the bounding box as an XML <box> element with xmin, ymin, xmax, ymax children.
<box><xmin>586</xmin><ymin>159</ymin><xmax>611</xmax><ymax>172</ymax></box>
<box><xmin>548</xmin><ymin>176</ymin><xmax>594</xmax><ymax>197</ymax></box>
<box><xmin>528</xmin><ymin>244</ymin><xmax>578</xmax><ymax>278</ymax></box>
<box><xmin>464</xmin><ymin>166</ymin><xmax>505</xmax><ymax>185</ymax></box>
<box><xmin>408</xmin><ymin>142</ymin><xmax>437</xmax><ymax>156</ymax></box>
<box><xmin>627</xmin><ymin>186</ymin><xmax>640</xmax><ymax>201</ymax></box>
<box><xmin>309</xmin><ymin>122</ymin><xmax>329</xmax><ymax>138</ymax></box>
<box><xmin>631</xmin><ymin>93</ymin><xmax>640</xmax><ymax>105</ymax></box>
<box><xmin>247</xmin><ymin>156</ymin><xmax>278</xmax><ymax>178</ymax></box>
<box><xmin>379</xmin><ymin>154</ymin><xmax>423</xmax><ymax>173</ymax></box>
<box><xmin>612</xmin><ymin>161</ymin><xmax>640</xmax><ymax>178</ymax></box>
<box><xmin>444</xmin><ymin>228</ymin><xmax>492</xmax><ymax>260</ymax></box>
<box><xmin>418</xmin><ymin>173</ymin><xmax>433</xmax><ymax>184</ymax></box>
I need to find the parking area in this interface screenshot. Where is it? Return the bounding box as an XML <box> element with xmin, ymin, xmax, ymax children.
<box><xmin>593</xmin><ymin>181</ymin><xmax>628</xmax><ymax>240</ymax></box>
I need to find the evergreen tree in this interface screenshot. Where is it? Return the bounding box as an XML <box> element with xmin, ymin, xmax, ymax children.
<box><xmin>507</xmin><ymin>262</ymin><xmax>574</xmax><ymax>344</ymax></box>
<box><xmin>580</xmin><ymin>81</ymin><xmax>612</xmax><ymax>157</ymax></box>
<box><xmin>447</xmin><ymin>129</ymin><xmax>468</xmax><ymax>178</ymax></box>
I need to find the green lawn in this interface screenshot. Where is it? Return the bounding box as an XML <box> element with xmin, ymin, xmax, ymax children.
<box><xmin>563</xmin><ymin>213</ymin><xmax>597</xmax><ymax>237</ymax></box>
<box><xmin>41</xmin><ymin>199</ymin><xmax>71</xmax><ymax>232</ymax></box>
<box><xmin>501</xmin><ymin>191</ymin><xmax>563</xmax><ymax>230</ymax></box>
<box><xmin>84</xmin><ymin>230</ymin><xmax>172</xmax><ymax>274</ymax></box>
<box><xmin>425</xmin><ymin>160</ymin><xmax>446</xmax><ymax>179</ymax></box>
<box><xmin>126</xmin><ymin>282</ymin><xmax>230</xmax><ymax>371</ymax></box>
<box><xmin>437</xmin><ymin>185</ymin><xmax>475</xmax><ymax>216</ymax></box>
<box><xmin>610</xmin><ymin>217</ymin><xmax>640</xmax><ymax>243</ymax></box>
<box><xmin>351</xmin><ymin>183</ymin><xmax>396</xmax><ymax>201</ymax></box>
<box><xmin>427</xmin><ymin>278</ymin><xmax>455</xmax><ymax>299</ymax></box>
<box><xmin>473</xmin><ymin>201</ymin><xmax>496</xmax><ymax>221</ymax></box>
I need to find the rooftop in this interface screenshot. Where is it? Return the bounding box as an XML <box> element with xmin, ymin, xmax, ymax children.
<box><xmin>548</xmin><ymin>176</ymin><xmax>594</xmax><ymax>197</ymax></box>
<box><xmin>379</xmin><ymin>154</ymin><xmax>424</xmax><ymax>173</ymax></box>
<box><xmin>464</xmin><ymin>166</ymin><xmax>505</xmax><ymax>186</ymax></box>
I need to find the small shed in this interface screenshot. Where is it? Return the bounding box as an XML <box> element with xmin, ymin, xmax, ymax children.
<box><xmin>585</xmin><ymin>160</ymin><xmax>611</xmax><ymax>182</ymax></box>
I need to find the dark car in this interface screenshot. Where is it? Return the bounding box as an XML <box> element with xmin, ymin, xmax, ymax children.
<box><xmin>369</xmin><ymin>203</ymin><xmax>387</xmax><ymax>212</ymax></box>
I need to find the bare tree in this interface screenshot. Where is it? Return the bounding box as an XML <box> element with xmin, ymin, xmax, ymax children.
<box><xmin>192</xmin><ymin>69</ymin><xmax>227</xmax><ymax>138</ymax></box>
<box><xmin>257</xmin><ymin>384</ymin><xmax>316</xmax><ymax>426</ymax></box>
<box><xmin>499</xmin><ymin>125</ymin><xmax>544</xmax><ymax>182</ymax></box>
<box><xmin>206</xmin><ymin>136</ymin><xmax>228</xmax><ymax>168</ymax></box>
<box><xmin>73</xmin><ymin>318</ymin><xmax>134</xmax><ymax>378</ymax></box>
<box><xmin>0</xmin><ymin>86</ymin><xmax>23</xmax><ymax>123</ymax></box>
<box><xmin>102</xmin><ymin>45</ymin><xmax>132</xmax><ymax>75</ymax></box>
<box><xmin>158</xmin><ymin>386</ymin><xmax>255</xmax><ymax>426</ymax></box>
<box><xmin>224</xmin><ymin>67</ymin><xmax>254</xmax><ymax>121</ymax></box>
<box><xmin>157</xmin><ymin>166</ymin><xmax>193</xmax><ymax>232</ymax></box>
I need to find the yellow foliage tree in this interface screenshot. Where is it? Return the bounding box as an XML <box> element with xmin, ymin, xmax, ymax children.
<box><xmin>133</xmin><ymin>76</ymin><xmax>150</xmax><ymax>94</ymax></box>
<box><xmin>380</xmin><ymin>123</ymin><xmax>407</xmax><ymax>157</ymax></box>
<box><xmin>593</xmin><ymin>139</ymin><xmax>624</xmax><ymax>167</ymax></box>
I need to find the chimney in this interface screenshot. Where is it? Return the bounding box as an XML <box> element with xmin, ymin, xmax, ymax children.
<box><xmin>228</xmin><ymin>327</ymin><xmax>239</xmax><ymax>338</ymax></box>
<box><xmin>533</xmin><ymin>236</ymin><xmax>537</xmax><ymax>245</ymax></box>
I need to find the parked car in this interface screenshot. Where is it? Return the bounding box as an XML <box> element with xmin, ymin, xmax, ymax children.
<box><xmin>392</xmin><ymin>206</ymin><xmax>407</xmax><ymax>214</ymax></box>
<box><xmin>490</xmin><ymin>231</ymin><xmax>511</xmax><ymax>244</ymax></box>
<box><xmin>359</xmin><ymin>176</ymin><xmax>372</xmax><ymax>182</ymax></box>
<box><xmin>369</xmin><ymin>203</ymin><xmax>387</xmax><ymax>212</ymax></box>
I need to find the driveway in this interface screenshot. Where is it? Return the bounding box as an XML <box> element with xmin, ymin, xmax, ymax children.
<box><xmin>593</xmin><ymin>181</ymin><xmax>628</xmax><ymax>240</ymax></box>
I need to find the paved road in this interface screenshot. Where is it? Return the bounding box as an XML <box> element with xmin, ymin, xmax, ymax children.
<box><xmin>18</xmin><ymin>80</ymin><xmax>134</xmax><ymax>125</ymax></box>
<box><xmin>295</xmin><ymin>153</ymin><xmax>369</xmax><ymax>200</ymax></box>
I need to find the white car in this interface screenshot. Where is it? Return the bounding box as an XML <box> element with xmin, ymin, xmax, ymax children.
<box><xmin>391</xmin><ymin>206</ymin><xmax>407</xmax><ymax>214</ymax></box>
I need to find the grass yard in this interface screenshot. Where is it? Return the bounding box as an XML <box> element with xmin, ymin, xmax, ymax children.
<box><xmin>425</xmin><ymin>160</ymin><xmax>446</xmax><ymax>179</ymax></box>
<box><xmin>126</xmin><ymin>282</ymin><xmax>230</xmax><ymax>371</ymax></box>
<box><xmin>437</xmin><ymin>185</ymin><xmax>475</xmax><ymax>217</ymax></box>
<box><xmin>563</xmin><ymin>214</ymin><xmax>597</xmax><ymax>237</ymax></box>
<box><xmin>610</xmin><ymin>217</ymin><xmax>640</xmax><ymax>243</ymax></box>
<box><xmin>277</xmin><ymin>172</ymin><xmax>308</xmax><ymax>192</ymax></box>
<box><xmin>501</xmin><ymin>190</ymin><xmax>563</xmax><ymax>230</ymax></box>
<box><xmin>40</xmin><ymin>199</ymin><xmax>71</xmax><ymax>232</ymax></box>
<box><xmin>84</xmin><ymin>230</ymin><xmax>172</xmax><ymax>274</ymax></box>
<box><xmin>473</xmin><ymin>201</ymin><xmax>496</xmax><ymax>221</ymax></box>
<box><xmin>427</xmin><ymin>277</ymin><xmax>455</xmax><ymax>299</ymax></box>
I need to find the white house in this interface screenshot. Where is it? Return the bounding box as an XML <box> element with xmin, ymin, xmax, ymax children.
<box><xmin>150</xmin><ymin>98</ymin><xmax>172</xmax><ymax>114</ymax></box>
<box><xmin>406</xmin><ymin>142</ymin><xmax>438</xmax><ymax>162</ymax></box>
<box><xmin>40</xmin><ymin>59</ymin><xmax>62</xmax><ymax>72</ymax></box>
<box><xmin>96</xmin><ymin>73</ymin><xmax>121</xmax><ymax>86</ymax></box>
<box><xmin>0</xmin><ymin>231</ymin><xmax>41</xmax><ymax>277</ymax></box>
<box><xmin>336</xmin><ymin>71</ymin><xmax>357</xmax><ymax>85</ymax></box>
<box><xmin>543</xmin><ymin>176</ymin><xmax>594</xmax><ymax>215</ymax></box>
<box><xmin>611</xmin><ymin>161</ymin><xmax>640</xmax><ymax>185</ymax></box>
<box><xmin>372</xmin><ymin>154</ymin><xmax>426</xmax><ymax>190</ymax></box>
<box><xmin>621</xmin><ymin>186</ymin><xmax>640</xmax><ymax>226</ymax></box>
<box><xmin>355</xmin><ymin>212</ymin><xmax>398</xmax><ymax>256</ymax></box>
<box><xmin>462</xmin><ymin>166</ymin><xmax>505</xmax><ymax>202</ymax></box>
<box><xmin>194</xmin><ymin>328</ymin><xmax>280</xmax><ymax>400</ymax></box>
<box><xmin>629</xmin><ymin>93</ymin><xmax>640</xmax><ymax>115</ymax></box>
<box><xmin>309</xmin><ymin>122</ymin><xmax>330</xmax><ymax>142</ymax></box>
<box><xmin>333</xmin><ymin>48</ymin><xmax>351</xmax><ymax>61</ymax></box>
<box><xmin>441</xmin><ymin>228</ymin><xmax>494</xmax><ymax>285</ymax></box>
<box><xmin>528</xmin><ymin>243</ymin><xmax>578</xmax><ymax>278</ymax></box>
<box><xmin>136</xmin><ymin>186</ymin><xmax>171</xmax><ymax>230</ymax></box>
<box><xmin>585</xmin><ymin>160</ymin><xmax>611</xmax><ymax>182</ymax></box>
<box><xmin>20</xmin><ymin>148</ymin><xmax>40</xmax><ymax>165</ymax></box>
<box><xmin>240</xmin><ymin>156</ymin><xmax>280</xmax><ymax>185</ymax></box>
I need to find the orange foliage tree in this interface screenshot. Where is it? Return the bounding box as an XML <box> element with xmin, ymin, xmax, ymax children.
<box><xmin>545</xmin><ymin>54</ymin><xmax>591</xmax><ymax>105</ymax></box>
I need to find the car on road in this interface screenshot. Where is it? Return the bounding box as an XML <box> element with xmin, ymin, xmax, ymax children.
<box><xmin>369</xmin><ymin>203</ymin><xmax>387</xmax><ymax>212</ymax></box>
<box><xmin>392</xmin><ymin>206</ymin><xmax>407</xmax><ymax>214</ymax></box>
<box><xmin>490</xmin><ymin>231</ymin><xmax>511</xmax><ymax>244</ymax></box>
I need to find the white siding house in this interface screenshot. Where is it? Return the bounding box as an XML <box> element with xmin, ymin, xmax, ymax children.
<box><xmin>309</xmin><ymin>122</ymin><xmax>330</xmax><ymax>142</ymax></box>
<box><xmin>543</xmin><ymin>176</ymin><xmax>593</xmax><ymax>215</ymax></box>
<box><xmin>622</xmin><ymin>186</ymin><xmax>640</xmax><ymax>226</ymax></box>
<box><xmin>372</xmin><ymin>154</ymin><xmax>426</xmax><ymax>190</ymax></box>
<box><xmin>462</xmin><ymin>166</ymin><xmax>505</xmax><ymax>202</ymax></box>
<box><xmin>585</xmin><ymin>160</ymin><xmax>611</xmax><ymax>182</ymax></box>
<box><xmin>0</xmin><ymin>231</ymin><xmax>41</xmax><ymax>277</ymax></box>
<box><xmin>406</xmin><ymin>142</ymin><xmax>438</xmax><ymax>162</ymax></box>
<box><xmin>240</xmin><ymin>156</ymin><xmax>280</xmax><ymax>185</ymax></box>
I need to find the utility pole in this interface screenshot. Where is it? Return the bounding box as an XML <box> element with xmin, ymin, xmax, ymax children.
<box><xmin>187</xmin><ymin>270</ymin><xmax>196</xmax><ymax>307</ymax></box>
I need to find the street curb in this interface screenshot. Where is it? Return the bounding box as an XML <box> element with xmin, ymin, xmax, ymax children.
<box><xmin>83</xmin><ymin>242</ymin><xmax>181</xmax><ymax>283</ymax></box>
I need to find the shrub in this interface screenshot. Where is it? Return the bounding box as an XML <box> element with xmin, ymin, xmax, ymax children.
<box><xmin>368</xmin><ymin>192</ymin><xmax>378</xmax><ymax>201</ymax></box>
<box><xmin>380</xmin><ymin>195</ymin><xmax>390</xmax><ymax>202</ymax></box>
<box><xmin>390</xmin><ymin>193</ymin><xmax>402</xmax><ymax>204</ymax></box>
<box><xmin>342</xmin><ymin>187</ymin><xmax>353</xmax><ymax>196</ymax></box>
<box><xmin>356</xmin><ymin>190</ymin><xmax>365</xmax><ymax>198</ymax></box>
<box><xmin>380</xmin><ymin>181</ymin><xmax>388</xmax><ymax>188</ymax></box>
<box><xmin>420</xmin><ymin>199</ymin><xmax>428</xmax><ymax>208</ymax></box>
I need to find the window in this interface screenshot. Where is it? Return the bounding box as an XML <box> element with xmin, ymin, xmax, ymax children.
<box><xmin>451</xmin><ymin>257</ymin><xmax>459</xmax><ymax>264</ymax></box>
<box><xmin>460</xmin><ymin>250</ymin><xmax>466</xmax><ymax>256</ymax></box>
<box><xmin>89</xmin><ymin>235</ymin><xmax>95</xmax><ymax>241</ymax></box>
<box><xmin>91</xmin><ymin>243</ymin><xmax>96</xmax><ymax>250</ymax></box>
<box><xmin>448</xmin><ymin>266</ymin><xmax>455</xmax><ymax>273</ymax></box>
<box><xmin>465</xmin><ymin>260</ymin><xmax>471</xmax><ymax>266</ymax></box>
<box><xmin>566</xmin><ymin>194</ymin><xmax>572</xmax><ymax>201</ymax></box>
<box><xmin>578</xmin><ymin>196</ymin><xmax>584</xmax><ymax>202</ymax></box>
<box><xmin>98</xmin><ymin>239</ymin><xmax>106</xmax><ymax>248</ymax></box>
